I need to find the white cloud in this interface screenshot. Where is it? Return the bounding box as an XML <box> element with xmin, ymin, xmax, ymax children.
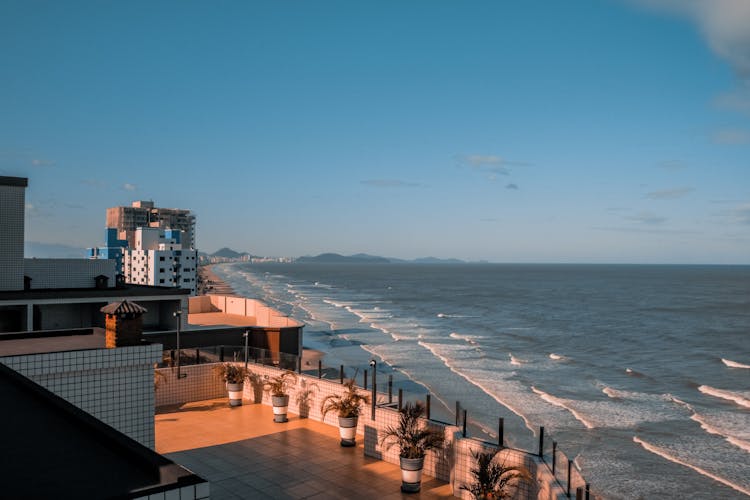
<box><xmin>30</xmin><ymin>158</ymin><xmax>55</xmax><ymax>167</ymax></box>
<box><xmin>645</xmin><ymin>187</ymin><xmax>694</xmax><ymax>199</ymax></box>
<box><xmin>626</xmin><ymin>211</ymin><xmax>667</xmax><ymax>225</ymax></box>
<box><xmin>122</xmin><ymin>183</ymin><xmax>137</xmax><ymax>191</ymax></box>
<box><xmin>631</xmin><ymin>0</ymin><xmax>750</xmax><ymax>79</ymax></box>
<box><xmin>711</xmin><ymin>128</ymin><xmax>750</xmax><ymax>144</ymax></box>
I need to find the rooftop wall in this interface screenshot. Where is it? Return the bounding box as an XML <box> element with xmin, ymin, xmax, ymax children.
<box><xmin>0</xmin><ymin>179</ymin><xmax>27</xmax><ymax>291</ymax></box>
<box><xmin>188</xmin><ymin>294</ymin><xmax>303</xmax><ymax>328</ymax></box>
<box><xmin>24</xmin><ymin>258</ymin><xmax>116</xmax><ymax>289</ymax></box>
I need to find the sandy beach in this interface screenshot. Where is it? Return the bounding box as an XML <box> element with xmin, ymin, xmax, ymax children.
<box><xmin>198</xmin><ymin>264</ymin><xmax>236</xmax><ymax>295</ymax></box>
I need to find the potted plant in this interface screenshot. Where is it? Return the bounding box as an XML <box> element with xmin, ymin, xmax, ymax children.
<box><xmin>460</xmin><ymin>449</ymin><xmax>532</xmax><ymax>499</ymax></box>
<box><xmin>380</xmin><ymin>401</ymin><xmax>445</xmax><ymax>493</ymax></box>
<box><xmin>320</xmin><ymin>378</ymin><xmax>370</xmax><ymax>446</ymax></box>
<box><xmin>213</xmin><ymin>363</ymin><xmax>250</xmax><ymax>407</ymax></box>
<box><xmin>263</xmin><ymin>370</ymin><xmax>298</xmax><ymax>422</ymax></box>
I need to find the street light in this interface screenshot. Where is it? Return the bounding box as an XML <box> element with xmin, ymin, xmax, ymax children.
<box><xmin>243</xmin><ymin>330</ymin><xmax>250</xmax><ymax>371</ymax></box>
<box><xmin>174</xmin><ymin>308</ymin><xmax>186</xmax><ymax>379</ymax></box>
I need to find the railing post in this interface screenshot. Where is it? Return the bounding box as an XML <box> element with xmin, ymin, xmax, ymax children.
<box><xmin>196</xmin><ymin>349</ymin><xmax>200</xmax><ymax>364</ymax></box>
<box><xmin>340</xmin><ymin>365</ymin><xmax>344</xmax><ymax>384</ymax></box>
<box><xmin>538</xmin><ymin>426</ymin><xmax>545</xmax><ymax>458</ymax></box>
<box><xmin>220</xmin><ymin>346</ymin><xmax>224</xmax><ymax>362</ymax></box>
<box><xmin>576</xmin><ymin>487</ymin><xmax>584</xmax><ymax>500</ymax></box>
<box><xmin>398</xmin><ymin>389</ymin><xmax>403</xmax><ymax>410</ymax></box>
<box><xmin>462</xmin><ymin>409</ymin><xmax>467</xmax><ymax>437</ymax></box>
<box><xmin>388</xmin><ymin>375</ymin><xmax>393</xmax><ymax>404</ymax></box>
<box><xmin>567</xmin><ymin>459</ymin><xmax>572</xmax><ymax>498</ymax></box>
<box><xmin>552</xmin><ymin>441</ymin><xmax>557</xmax><ymax>474</ymax></box>
<box><xmin>498</xmin><ymin>417</ymin><xmax>504</xmax><ymax>447</ymax></box>
<box><xmin>318</xmin><ymin>360</ymin><xmax>322</xmax><ymax>379</ymax></box>
<box><xmin>455</xmin><ymin>401</ymin><xmax>460</xmax><ymax>426</ymax></box>
<box><xmin>426</xmin><ymin>394</ymin><xmax>431</xmax><ymax>419</ymax></box>
<box><xmin>371</xmin><ymin>382</ymin><xmax>376</xmax><ymax>421</ymax></box>
<box><xmin>585</xmin><ymin>483</ymin><xmax>590</xmax><ymax>500</ymax></box>
<box><xmin>364</xmin><ymin>370</ymin><xmax>368</xmax><ymax>390</ymax></box>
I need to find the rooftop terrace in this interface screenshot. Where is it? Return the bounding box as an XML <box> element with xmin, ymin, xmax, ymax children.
<box><xmin>156</xmin><ymin>398</ymin><xmax>453</xmax><ymax>499</ymax></box>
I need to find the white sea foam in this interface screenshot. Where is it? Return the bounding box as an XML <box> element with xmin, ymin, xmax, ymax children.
<box><xmin>509</xmin><ymin>353</ymin><xmax>524</xmax><ymax>366</ymax></box>
<box><xmin>531</xmin><ymin>386</ymin><xmax>595</xmax><ymax>429</ymax></box>
<box><xmin>549</xmin><ymin>353</ymin><xmax>564</xmax><ymax>360</ymax></box>
<box><xmin>691</xmin><ymin>413</ymin><xmax>750</xmax><ymax>453</ymax></box>
<box><xmin>722</xmin><ymin>358</ymin><xmax>750</xmax><ymax>369</ymax></box>
<box><xmin>602</xmin><ymin>387</ymin><xmax>625</xmax><ymax>399</ymax></box>
<box><xmin>633</xmin><ymin>437</ymin><xmax>750</xmax><ymax>496</ymax></box>
<box><xmin>698</xmin><ymin>385</ymin><xmax>750</xmax><ymax>409</ymax></box>
<box><xmin>449</xmin><ymin>332</ymin><xmax>479</xmax><ymax>344</ymax></box>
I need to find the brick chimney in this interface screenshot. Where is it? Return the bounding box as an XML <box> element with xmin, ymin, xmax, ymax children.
<box><xmin>100</xmin><ymin>300</ymin><xmax>147</xmax><ymax>348</ymax></box>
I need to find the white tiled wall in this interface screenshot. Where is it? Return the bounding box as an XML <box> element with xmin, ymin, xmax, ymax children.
<box><xmin>24</xmin><ymin>258</ymin><xmax>116</xmax><ymax>289</ymax></box>
<box><xmin>1</xmin><ymin>344</ymin><xmax>162</xmax><ymax>448</ymax></box>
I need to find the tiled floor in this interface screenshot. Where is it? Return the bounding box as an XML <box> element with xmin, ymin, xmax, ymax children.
<box><xmin>156</xmin><ymin>399</ymin><xmax>454</xmax><ymax>499</ymax></box>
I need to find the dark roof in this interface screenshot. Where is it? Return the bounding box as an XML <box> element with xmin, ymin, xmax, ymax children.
<box><xmin>0</xmin><ymin>363</ymin><xmax>204</xmax><ymax>498</ymax></box>
<box><xmin>100</xmin><ymin>300</ymin><xmax>148</xmax><ymax>315</ymax></box>
<box><xmin>0</xmin><ymin>283</ymin><xmax>190</xmax><ymax>301</ymax></box>
<box><xmin>0</xmin><ymin>176</ymin><xmax>28</xmax><ymax>187</ymax></box>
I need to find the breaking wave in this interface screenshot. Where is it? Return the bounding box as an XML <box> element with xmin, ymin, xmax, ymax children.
<box><xmin>698</xmin><ymin>385</ymin><xmax>750</xmax><ymax>409</ymax></box>
<box><xmin>722</xmin><ymin>358</ymin><xmax>750</xmax><ymax>369</ymax></box>
<box><xmin>531</xmin><ymin>387</ymin><xmax>595</xmax><ymax>429</ymax></box>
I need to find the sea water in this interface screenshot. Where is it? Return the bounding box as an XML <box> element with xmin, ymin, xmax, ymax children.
<box><xmin>213</xmin><ymin>263</ymin><xmax>750</xmax><ymax>499</ymax></box>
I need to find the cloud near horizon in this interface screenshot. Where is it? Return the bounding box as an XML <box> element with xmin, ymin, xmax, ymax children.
<box><xmin>711</xmin><ymin>128</ymin><xmax>750</xmax><ymax>144</ymax></box>
<box><xmin>626</xmin><ymin>211</ymin><xmax>667</xmax><ymax>225</ymax></box>
<box><xmin>122</xmin><ymin>183</ymin><xmax>137</xmax><ymax>191</ymax></box>
<box><xmin>645</xmin><ymin>186</ymin><xmax>693</xmax><ymax>199</ymax></box>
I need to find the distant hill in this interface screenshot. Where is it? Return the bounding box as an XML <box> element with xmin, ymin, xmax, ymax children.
<box><xmin>211</xmin><ymin>247</ymin><xmax>249</xmax><ymax>259</ymax></box>
<box><xmin>296</xmin><ymin>253</ymin><xmax>465</xmax><ymax>264</ymax></box>
<box><xmin>296</xmin><ymin>253</ymin><xmax>390</xmax><ymax>263</ymax></box>
<box><xmin>25</xmin><ymin>241</ymin><xmax>86</xmax><ymax>258</ymax></box>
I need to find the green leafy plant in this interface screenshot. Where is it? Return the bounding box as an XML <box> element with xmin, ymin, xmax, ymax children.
<box><xmin>213</xmin><ymin>363</ymin><xmax>250</xmax><ymax>384</ymax></box>
<box><xmin>460</xmin><ymin>449</ymin><xmax>532</xmax><ymax>500</ymax></box>
<box><xmin>263</xmin><ymin>370</ymin><xmax>298</xmax><ymax>396</ymax></box>
<box><xmin>380</xmin><ymin>401</ymin><xmax>444</xmax><ymax>459</ymax></box>
<box><xmin>320</xmin><ymin>378</ymin><xmax>371</xmax><ymax>418</ymax></box>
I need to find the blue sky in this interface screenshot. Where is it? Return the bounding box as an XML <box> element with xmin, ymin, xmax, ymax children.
<box><xmin>2</xmin><ymin>0</ymin><xmax>748</xmax><ymax>263</ymax></box>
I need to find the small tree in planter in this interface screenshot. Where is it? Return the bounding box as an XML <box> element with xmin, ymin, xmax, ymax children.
<box><xmin>213</xmin><ymin>363</ymin><xmax>250</xmax><ymax>407</ymax></box>
<box><xmin>320</xmin><ymin>378</ymin><xmax>371</xmax><ymax>447</ymax></box>
<box><xmin>263</xmin><ymin>370</ymin><xmax>298</xmax><ymax>422</ymax></box>
<box><xmin>460</xmin><ymin>449</ymin><xmax>532</xmax><ymax>499</ymax></box>
<box><xmin>380</xmin><ymin>401</ymin><xmax>445</xmax><ymax>493</ymax></box>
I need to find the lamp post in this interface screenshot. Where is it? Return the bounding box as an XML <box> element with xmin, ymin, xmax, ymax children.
<box><xmin>243</xmin><ymin>330</ymin><xmax>249</xmax><ymax>371</ymax></box>
<box><xmin>369</xmin><ymin>359</ymin><xmax>377</xmax><ymax>420</ymax></box>
<box><xmin>174</xmin><ymin>308</ymin><xmax>186</xmax><ymax>379</ymax></box>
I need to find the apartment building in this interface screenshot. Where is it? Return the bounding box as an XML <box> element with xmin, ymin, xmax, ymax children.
<box><xmin>106</xmin><ymin>200</ymin><xmax>196</xmax><ymax>249</ymax></box>
<box><xmin>123</xmin><ymin>227</ymin><xmax>198</xmax><ymax>294</ymax></box>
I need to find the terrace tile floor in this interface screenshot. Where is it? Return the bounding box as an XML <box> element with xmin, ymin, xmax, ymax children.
<box><xmin>156</xmin><ymin>398</ymin><xmax>454</xmax><ymax>499</ymax></box>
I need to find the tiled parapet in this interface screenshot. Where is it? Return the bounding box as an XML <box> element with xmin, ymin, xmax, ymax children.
<box><xmin>1</xmin><ymin>344</ymin><xmax>161</xmax><ymax>448</ymax></box>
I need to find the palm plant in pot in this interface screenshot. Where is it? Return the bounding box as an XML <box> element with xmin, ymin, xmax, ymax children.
<box><xmin>263</xmin><ymin>370</ymin><xmax>298</xmax><ymax>422</ymax></box>
<box><xmin>460</xmin><ymin>448</ymin><xmax>532</xmax><ymax>499</ymax></box>
<box><xmin>380</xmin><ymin>401</ymin><xmax>445</xmax><ymax>493</ymax></box>
<box><xmin>320</xmin><ymin>378</ymin><xmax>370</xmax><ymax>447</ymax></box>
<box><xmin>213</xmin><ymin>363</ymin><xmax>250</xmax><ymax>407</ymax></box>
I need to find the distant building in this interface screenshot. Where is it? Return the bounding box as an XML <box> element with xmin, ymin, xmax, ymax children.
<box><xmin>123</xmin><ymin>227</ymin><xmax>198</xmax><ymax>294</ymax></box>
<box><xmin>86</xmin><ymin>227</ymin><xmax>128</xmax><ymax>276</ymax></box>
<box><xmin>106</xmin><ymin>200</ymin><xmax>196</xmax><ymax>249</ymax></box>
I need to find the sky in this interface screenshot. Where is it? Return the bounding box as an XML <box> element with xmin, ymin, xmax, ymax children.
<box><xmin>1</xmin><ymin>0</ymin><xmax>748</xmax><ymax>264</ymax></box>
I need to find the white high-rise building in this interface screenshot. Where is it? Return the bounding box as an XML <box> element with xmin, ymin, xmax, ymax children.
<box><xmin>123</xmin><ymin>227</ymin><xmax>198</xmax><ymax>294</ymax></box>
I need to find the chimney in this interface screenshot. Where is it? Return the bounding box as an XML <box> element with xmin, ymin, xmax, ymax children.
<box><xmin>100</xmin><ymin>300</ymin><xmax>147</xmax><ymax>348</ymax></box>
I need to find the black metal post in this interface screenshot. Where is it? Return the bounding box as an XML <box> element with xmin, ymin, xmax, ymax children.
<box><xmin>455</xmin><ymin>401</ymin><xmax>460</xmax><ymax>426</ymax></box>
<box><xmin>243</xmin><ymin>330</ymin><xmax>249</xmax><ymax>372</ymax></box>
<box><xmin>398</xmin><ymin>389</ymin><xmax>403</xmax><ymax>410</ymax></box>
<box><xmin>426</xmin><ymin>394</ymin><xmax>431</xmax><ymax>419</ymax></box>
<box><xmin>196</xmin><ymin>349</ymin><xmax>200</xmax><ymax>364</ymax></box>
<box><xmin>371</xmin><ymin>361</ymin><xmax>377</xmax><ymax>398</ymax></box>
<box><xmin>567</xmin><ymin>460</ymin><xmax>572</xmax><ymax>498</ymax></box>
<box><xmin>462</xmin><ymin>409</ymin><xmax>467</xmax><ymax>437</ymax></box>
<box><xmin>219</xmin><ymin>346</ymin><xmax>224</xmax><ymax>362</ymax></box>
<box><xmin>585</xmin><ymin>484</ymin><xmax>590</xmax><ymax>500</ymax></box>
<box><xmin>388</xmin><ymin>375</ymin><xmax>393</xmax><ymax>404</ymax></box>
<box><xmin>576</xmin><ymin>487</ymin><xmax>584</xmax><ymax>500</ymax></box>
<box><xmin>552</xmin><ymin>441</ymin><xmax>557</xmax><ymax>475</ymax></box>
<box><xmin>371</xmin><ymin>383</ymin><xmax>376</xmax><ymax>421</ymax></box>
<box><xmin>498</xmin><ymin>417</ymin><xmax>504</xmax><ymax>447</ymax></box>
<box><xmin>364</xmin><ymin>370</ymin><xmax>368</xmax><ymax>390</ymax></box>
<box><xmin>340</xmin><ymin>365</ymin><xmax>344</xmax><ymax>384</ymax></box>
<box><xmin>318</xmin><ymin>360</ymin><xmax>322</xmax><ymax>379</ymax></box>
<box><xmin>538</xmin><ymin>426</ymin><xmax>545</xmax><ymax>458</ymax></box>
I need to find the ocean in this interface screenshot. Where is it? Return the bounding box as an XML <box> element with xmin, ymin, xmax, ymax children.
<box><xmin>213</xmin><ymin>263</ymin><xmax>750</xmax><ymax>499</ymax></box>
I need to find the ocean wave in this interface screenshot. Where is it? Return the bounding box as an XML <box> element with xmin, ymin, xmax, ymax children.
<box><xmin>437</xmin><ymin>312</ymin><xmax>478</xmax><ymax>318</ymax></box>
<box><xmin>633</xmin><ymin>437</ymin><xmax>750</xmax><ymax>497</ymax></box>
<box><xmin>531</xmin><ymin>386</ymin><xmax>595</xmax><ymax>429</ymax></box>
<box><xmin>698</xmin><ymin>385</ymin><xmax>750</xmax><ymax>409</ymax></box>
<box><xmin>691</xmin><ymin>413</ymin><xmax>750</xmax><ymax>453</ymax></box>
<box><xmin>509</xmin><ymin>353</ymin><xmax>524</xmax><ymax>366</ymax></box>
<box><xmin>722</xmin><ymin>358</ymin><xmax>750</xmax><ymax>369</ymax></box>
<box><xmin>549</xmin><ymin>353</ymin><xmax>565</xmax><ymax>361</ymax></box>
<box><xmin>602</xmin><ymin>387</ymin><xmax>625</xmax><ymax>399</ymax></box>
<box><xmin>449</xmin><ymin>332</ymin><xmax>480</xmax><ymax>344</ymax></box>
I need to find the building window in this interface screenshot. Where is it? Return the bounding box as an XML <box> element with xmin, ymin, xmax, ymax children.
<box><xmin>159</xmin><ymin>279</ymin><xmax>165</xmax><ymax>284</ymax></box>
<box><xmin>159</xmin><ymin>256</ymin><xmax>165</xmax><ymax>261</ymax></box>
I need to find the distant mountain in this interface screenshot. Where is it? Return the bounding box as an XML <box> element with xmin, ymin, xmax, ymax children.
<box><xmin>296</xmin><ymin>253</ymin><xmax>390</xmax><ymax>263</ymax></box>
<box><xmin>25</xmin><ymin>241</ymin><xmax>86</xmax><ymax>258</ymax></box>
<box><xmin>211</xmin><ymin>247</ymin><xmax>249</xmax><ymax>258</ymax></box>
<box><xmin>296</xmin><ymin>253</ymin><xmax>465</xmax><ymax>264</ymax></box>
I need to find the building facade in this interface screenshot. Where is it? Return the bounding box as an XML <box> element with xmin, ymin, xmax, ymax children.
<box><xmin>123</xmin><ymin>227</ymin><xmax>198</xmax><ymax>294</ymax></box>
<box><xmin>106</xmin><ymin>200</ymin><xmax>196</xmax><ymax>249</ymax></box>
<box><xmin>0</xmin><ymin>177</ymin><xmax>27</xmax><ymax>291</ymax></box>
